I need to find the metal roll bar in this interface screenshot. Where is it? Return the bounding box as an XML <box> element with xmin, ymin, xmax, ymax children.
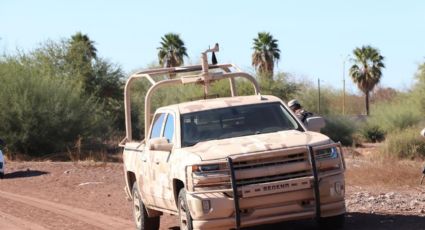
<box><xmin>120</xmin><ymin>47</ymin><xmax>261</xmax><ymax>145</ymax></box>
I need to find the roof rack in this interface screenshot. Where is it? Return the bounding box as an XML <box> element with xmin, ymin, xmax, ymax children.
<box><xmin>121</xmin><ymin>44</ymin><xmax>261</xmax><ymax>145</ymax></box>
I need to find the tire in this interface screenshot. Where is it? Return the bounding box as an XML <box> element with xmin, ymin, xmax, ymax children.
<box><xmin>178</xmin><ymin>189</ymin><xmax>193</xmax><ymax>230</ymax></box>
<box><xmin>318</xmin><ymin>214</ymin><xmax>345</xmax><ymax>230</ymax></box>
<box><xmin>0</xmin><ymin>172</ymin><xmax>3</xmax><ymax>179</ymax></box>
<box><xmin>132</xmin><ymin>182</ymin><xmax>160</xmax><ymax>230</ymax></box>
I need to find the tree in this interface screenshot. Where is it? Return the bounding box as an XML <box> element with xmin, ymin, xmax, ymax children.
<box><xmin>69</xmin><ymin>32</ymin><xmax>97</xmax><ymax>61</ymax></box>
<box><xmin>252</xmin><ymin>32</ymin><xmax>280</xmax><ymax>79</ymax></box>
<box><xmin>157</xmin><ymin>33</ymin><xmax>188</xmax><ymax>67</ymax></box>
<box><xmin>349</xmin><ymin>45</ymin><xmax>385</xmax><ymax>116</ymax></box>
<box><xmin>66</xmin><ymin>32</ymin><xmax>98</xmax><ymax>93</ymax></box>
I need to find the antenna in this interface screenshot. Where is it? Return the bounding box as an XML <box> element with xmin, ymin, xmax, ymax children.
<box><xmin>200</xmin><ymin>43</ymin><xmax>219</xmax><ymax>97</ymax></box>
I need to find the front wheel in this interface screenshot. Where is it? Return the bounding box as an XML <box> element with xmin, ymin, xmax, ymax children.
<box><xmin>178</xmin><ymin>189</ymin><xmax>193</xmax><ymax>230</ymax></box>
<box><xmin>132</xmin><ymin>182</ymin><xmax>160</xmax><ymax>230</ymax></box>
<box><xmin>0</xmin><ymin>172</ymin><xmax>3</xmax><ymax>179</ymax></box>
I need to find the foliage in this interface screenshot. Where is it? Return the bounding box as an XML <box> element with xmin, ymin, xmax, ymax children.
<box><xmin>411</xmin><ymin>62</ymin><xmax>425</xmax><ymax>113</ymax></box>
<box><xmin>321</xmin><ymin>115</ymin><xmax>357</xmax><ymax>146</ymax></box>
<box><xmin>349</xmin><ymin>45</ymin><xmax>385</xmax><ymax>115</ymax></box>
<box><xmin>252</xmin><ymin>32</ymin><xmax>280</xmax><ymax>79</ymax></box>
<box><xmin>293</xmin><ymin>80</ymin><xmax>335</xmax><ymax>115</ymax></box>
<box><xmin>91</xmin><ymin>59</ymin><xmax>125</xmax><ymax>130</ymax></box>
<box><xmin>367</xmin><ymin>99</ymin><xmax>421</xmax><ymax>133</ymax></box>
<box><xmin>66</xmin><ymin>32</ymin><xmax>98</xmax><ymax>93</ymax></box>
<box><xmin>69</xmin><ymin>32</ymin><xmax>98</xmax><ymax>60</ymax></box>
<box><xmin>259</xmin><ymin>72</ymin><xmax>300</xmax><ymax>101</ymax></box>
<box><xmin>360</xmin><ymin>123</ymin><xmax>385</xmax><ymax>143</ymax></box>
<box><xmin>0</xmin><ymin>34</ymin><xmax>125</xmax><ymax>156</ymax></box>
<box><xmin>157</xmin><ymin>33</ymin><xmax>188</xmax><ymax>67</ymax></box>
<box><xmin>35</xmin><ymin>37</ymin><xmax>125</xmax><ymax>130</ymax></box>
<box><xmin>381</xmin><ymin>126</ymin><xmax>425</xmax><ymax>159</ymax></box>
<box><xmin>370</xmin><ymin>86</ymin><xmax>398</xmax><ymax>103</ymax></box>
<box><xmin>0</xmin><ymin>56</ymin><xmax>110</xmax><ymax>156</ymax></box>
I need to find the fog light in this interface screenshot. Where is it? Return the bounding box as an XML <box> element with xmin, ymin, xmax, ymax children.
<box><xmin>334</xmin><ymin>182</ymin><xmax>344</xmax><ymax>195</ymax></box>
<box><xmin>202</xmin><ymin>200</ymin><xmax>211</xmax><ymax>213</ymax></box>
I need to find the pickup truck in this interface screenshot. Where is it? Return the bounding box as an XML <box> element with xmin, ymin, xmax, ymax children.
<box><xmin>120</xmin><ymin>46</ymin><xmax>346</xmax><ymax>230</ymax></box>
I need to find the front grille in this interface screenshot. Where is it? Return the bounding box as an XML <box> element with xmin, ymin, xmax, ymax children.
<box><xmin>232</xmin><ymin>149</ymin><xmax>312</xmax><ymax>187</ymax></box>
<box><xmin>236</xmin><ymin>170</ymin><xmax>311</xmax><ymax>186</ymax></box>
<box><xmin>233</xmin><ymin>153</ymin><xmax>306</xmax><ymax>170</ymax></box>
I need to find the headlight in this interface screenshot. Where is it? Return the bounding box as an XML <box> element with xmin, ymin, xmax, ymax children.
<box><xmin>193</xmin><ymin>164</ymin><xmax>220</xmax><ymax>172</ymax></box>
<box><xmin>316</xmin><ymin>147</ymin><xmax>339</xmax><ymax>160</ymax></box>
<box><xmin>189</xmin><ymin>163</ymin><xmax>231</xmax><ymax>192</ymax></box>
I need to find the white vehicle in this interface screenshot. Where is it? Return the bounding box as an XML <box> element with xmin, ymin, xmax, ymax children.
<box><xmin>121</xmin><ymin>46</ymin><xmax>346</xmax><ymax>230</ymax></box>
<box><xmin>0</xmin><ymin>149</ymin><xmax>4</xmax><ymax>179</ymax></box>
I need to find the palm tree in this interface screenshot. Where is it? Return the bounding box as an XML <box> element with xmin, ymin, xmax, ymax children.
<box><xmin>69</xmin><ymin>32</ymin><xmax>97</xmax><ymax>61</ymax></box>
<box><xmin>252</xmin><ymin>32</ymin><xmax>280</xmax><ymax>79</ymax></box>
<box><xmin>157</xmin><ymin>33</ymin><xmax>188</xmax><ymax>67</ymax></box>
<box><xmin>67</xmin><ymin>32</ymin><xmax>98</xmax><ymax>94</ymax></box>
<box><xmin>349</xmin><ymin>45</ymin><xmax>385</xmax><ymax>116</ymax></box>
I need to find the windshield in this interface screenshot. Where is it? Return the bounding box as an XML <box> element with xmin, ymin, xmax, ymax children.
<box><xmin>181</xmin><ymin>102</ymin><xmax>300</xmax><ymax>147</ymax></box>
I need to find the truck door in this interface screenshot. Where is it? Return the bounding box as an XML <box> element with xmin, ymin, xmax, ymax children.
<box><xmin>150</xmin><ymin>113</ymin><xmax>175</xmax><ymax>209</ymax></box>
<box><xmin>140</xmin><ymin>112</ymin><xmax>166</xmax><ymax>206</ymax></box>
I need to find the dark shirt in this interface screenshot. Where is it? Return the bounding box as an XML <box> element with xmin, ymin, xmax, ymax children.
<box><xmin>294</xmin><ymin>109</ymin><xmax>313</xmax><ymax>123</ymax></box>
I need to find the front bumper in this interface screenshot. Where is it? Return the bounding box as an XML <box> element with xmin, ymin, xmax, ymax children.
<box><xmin>186</xmin><ymin>174</ymin><xmax>345</xmax><ymax>230</ymax></box>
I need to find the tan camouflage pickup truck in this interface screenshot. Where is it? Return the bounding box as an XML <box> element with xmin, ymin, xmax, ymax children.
<box><xmin>120</xmin><ymin>46</ymin><xmax>346</xmax><ymax>230</ymax></box>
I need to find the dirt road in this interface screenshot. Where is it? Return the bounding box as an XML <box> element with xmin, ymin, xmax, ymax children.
<box><xmin>0</xmin><ymin>146</ymin><xmax>424</xmax><ymax>229</ymax></box>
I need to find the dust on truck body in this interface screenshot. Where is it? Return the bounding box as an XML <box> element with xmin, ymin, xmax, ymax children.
<box><xmin>120</xmin><ymin>45</ymin><xmax>346</xmax><ymax>230</ymax></box>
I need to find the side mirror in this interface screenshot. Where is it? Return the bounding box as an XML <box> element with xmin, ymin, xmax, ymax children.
<box><xmin>305</xmin><ymin>116</ymin><xmax>326</xmax><ymax>132</ymax></box>
<box><xmin>149</xmin><ymin>137</ymin><xmax>173</xmax><ymax>152</ymax></box>
<box><xmin>421</xmin><ymin>128</ymin><xmax>425</xmax><ymax>137</ymax></box>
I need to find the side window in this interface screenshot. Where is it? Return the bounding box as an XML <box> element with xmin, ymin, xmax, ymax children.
<box><xmin>150</xmin><ymin>113</ymin><xmax>166</xmax><ymax>139</ymax></box>
<box><xmin>163</xmin><ymin>114</ymin><xmax>175</xmax><ymax>143</ymax></box>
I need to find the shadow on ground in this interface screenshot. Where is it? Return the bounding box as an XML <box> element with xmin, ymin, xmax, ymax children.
<box><xmin>167</xmin><ymin>212</ymin><xmax>425</xmax><ymax>230</ymax></box>
<box><xmin>3</xmin><ymin>169</ymin><xmax>49</xmax><ymax>179</ymax></box>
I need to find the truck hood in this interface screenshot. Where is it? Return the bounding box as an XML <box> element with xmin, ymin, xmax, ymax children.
<box><xmin>183</xmin><ymin>130</ymin><xmax>332</xmax><ymax>161</ymax></box>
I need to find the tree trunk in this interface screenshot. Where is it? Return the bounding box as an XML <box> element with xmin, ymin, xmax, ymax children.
<box><xmin>365</xmin><ymin>91</ymin><xmax>370</xmax><ymax>116</ymax></box>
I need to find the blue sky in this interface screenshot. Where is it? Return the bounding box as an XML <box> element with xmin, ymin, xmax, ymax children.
<box><xmin>1</xmin><ymin>0</ymin><xmax>424</xmax><ymax>92</ymax></box>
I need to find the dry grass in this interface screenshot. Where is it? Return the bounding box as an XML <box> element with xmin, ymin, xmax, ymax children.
<box><xmin>345</xmin><ymin>143</ymin><xmax>424</xmax><ymax>188</ymax></box>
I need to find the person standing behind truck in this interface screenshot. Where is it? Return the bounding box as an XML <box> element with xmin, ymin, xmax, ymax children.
<box><xmin>288</xmin><ymin>99</ymin><xmax>313</xmax><ymax>123</ymax></box>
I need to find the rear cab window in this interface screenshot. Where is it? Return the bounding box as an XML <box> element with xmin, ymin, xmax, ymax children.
<box><xmin>150</xmin><ymin>112</ymin><xmax>175</xmax><ymax>144</ymax></box>
<box><xmin>150</xmin><ymin>113</ymin><xmax>166</xmax><ymax>139</ymax></box>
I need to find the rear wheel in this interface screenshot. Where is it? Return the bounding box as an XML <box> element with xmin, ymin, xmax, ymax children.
<box><xmin>178</xmin><ymin>189</ymin><xmax>193</xmax><ymax>230</ymax></box>
<box><xmin>318</xmin><ymin>214</ymin><xmax>345</xmax><ymax>230</ymax></box>
<box><xmin>132</xmin><ymin>182</ymin><xmax>160</xmax><ymax>230</ymax></box>
<box><xmin>0</xmin><ymin>172</ymin><xmax>3</xmax><ymax>179</ymax></box>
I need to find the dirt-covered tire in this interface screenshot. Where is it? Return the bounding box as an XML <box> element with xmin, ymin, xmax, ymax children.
<box><xmin>318</xmin><ymin>214</ymin><xmax>345</xmax><ymax>230</ymax></box>
<box><xmin>178</xmin><ymin>189</ymin><xmax>193</xmax><ymax>230</ymax></box>
<box><xmin>132</xmin><ymin>182</ymin><xmax>160</xmax><ymax>230</ymax></box>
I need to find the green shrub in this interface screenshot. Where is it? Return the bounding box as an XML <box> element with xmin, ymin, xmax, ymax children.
<box><xmin>382</xmin><ymin>126</ymin><xmax>425</xmax><ymax>159</ymax></box>
<box><xmin>321</xmin><ymin>115</ymin><xmax>357</xmax><ymax>146</ymax></box>
<box><xmin>360</xmin><ymin>124</ymin><xmax>385</xmax><ymax>142</ymax></box>
<box><xmin>368</xmin><ymin>100</ymin><xmax>421</xmax><ymax>133</ymax></box>
<box><xmin>0</xmin><ymin>58</ymin><xmax>111</xmax><ymax>156</ymax></box>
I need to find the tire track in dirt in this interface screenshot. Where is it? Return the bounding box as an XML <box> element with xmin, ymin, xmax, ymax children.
<box><xmin>0</xmin><ymin>190</ymin><xmax>133</xmax><ymax>230</ymax></box>
<box><xmin>0</xmin><ymin>210</ymin><xmax>48</xmax><ymax>230</ymax></box>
